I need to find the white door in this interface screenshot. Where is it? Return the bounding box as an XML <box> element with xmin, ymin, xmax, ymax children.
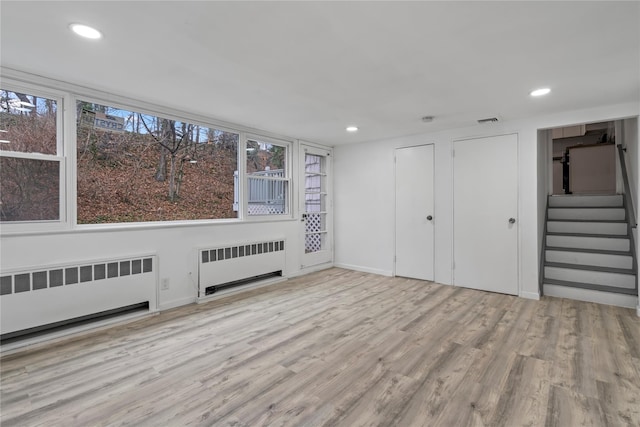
<box><xmin>453</xmin><ymin>134</ymin><xmax>518</xmax><ymax>295</ymax></box>
<box><xmin>395</xmin><ymin>145</ymin><xmax>435</xmax><ymax>280</ymax></box>
<box><xmin>300</xmin><ymin>145</ymin><xmax>332</xmax><ymax>268</ymax></box>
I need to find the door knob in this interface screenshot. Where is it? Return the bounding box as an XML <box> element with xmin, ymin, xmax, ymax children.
<box><xmin>427</xmin><ymin>215</ymin><xmax>433</xmax><ymax>221</ymax></box>
<box><xmin>509</xmin><ymin>218</ymin><xmax>516</xmax><ymax>224</ymax></box>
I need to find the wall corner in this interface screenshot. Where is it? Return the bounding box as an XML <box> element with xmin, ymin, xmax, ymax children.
<box><xmin>519</xmin><ymin>290</ymin><xmax>540</xmax><ymax>301</ymax></box>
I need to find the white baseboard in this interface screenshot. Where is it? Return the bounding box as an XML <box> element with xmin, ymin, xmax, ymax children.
<box><xmin>333</xmin><ymin>263</ymin><xmax>393</xmax><ymax>277</ymax></box>
<box><xmin>288</xmin><ymin>262</ymin><xmax>334</xmax><ymax>278</ymax></box>
<box><xmin>519</xmin><ymin>290</ymin><xmax>540</xmax><ymax>300</ymax></box>
<box><xmin>1</xmin><ymin>310</ymin><xmax>157</xmax><ymax>355</ymax></box>
<box><xmin>196</xmin><ymin>276</ymin><xmax>287</xmax><ymax>304</ymax></box>
<box><xmin>158</xmin><ymin>295</ymin><xmax>197</xmax><ymax>311</ymax></box>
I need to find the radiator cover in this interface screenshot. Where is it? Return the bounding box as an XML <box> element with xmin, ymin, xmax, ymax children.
<box><xmin>0</xmin><ymin>255</ymin><xmax>158</xmax><ymax>336</ymax></box>
<box><xmin>198</xmin><ymin>240</ymin><xmax>286</xmax><ymax>297</ymax></box>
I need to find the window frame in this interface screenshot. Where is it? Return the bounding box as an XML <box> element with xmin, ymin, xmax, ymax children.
<box><xmin>0</xmin><ymin>69</ymin><xmax>301</xmax><ymax>235</ymax></box>
<box><xmin>243</xmin><ymin>134</ymin><xmax>293</xmax><ymax>221</ymax></box>
<box><xmin>0</xmin><ymin>81</ymin><xmax>67</xmax><ymax>233</ymax></box>
<box><xmin>73</xmin><ymin>94</ymin><xmax>245</xmax><ymax>226</ymax></box>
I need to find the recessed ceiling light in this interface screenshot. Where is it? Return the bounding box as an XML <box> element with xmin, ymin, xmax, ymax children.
<box><xmin>346</xmin><ymin>126</ymin><xmax>358</xmax><ymax>132</ymax></box>
<box><xmin>530</xmin><ymin>88</ymin><xmax>551</xmax><ymax>97</ymax></box>
<box><xmin>69</xmin><ymin>23</ymin><xmax>102</xmax><ymax>39</ymax></box>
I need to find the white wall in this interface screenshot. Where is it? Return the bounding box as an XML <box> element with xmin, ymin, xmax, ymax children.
<box><xmin>623</xmin><ymin>117</ymin><xmax>639</xmax><ymax>222</ymax></box>
<box><xmin>631</xmin><ymin>117</ymin><xmax>640</xmax><ymax>314</ymax></box>
<box><xmin>1</xmin><ymin>221</ymin><xmax>303</xmax><ymax>310</ymax></box>
<box><xmin>622</xmin><ymin>118</ymin><xmax>640</xmax><ymax>313</ymax></box>
<box><xmin>334</xmin><ymin>102</ymin><xmax>639</xmax><ymax>300</ymax></box>
<box><xmin>537</xmin><ymin>129</ymin><xmax>550</xmax><ymax>295</ymax></box>
<box><xmin>334</xmin><ymin>140</ymin><xmax>396</xmax><ymax>277</ymax></box>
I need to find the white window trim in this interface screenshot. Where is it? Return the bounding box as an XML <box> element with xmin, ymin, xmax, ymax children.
<box><xmin>0</xmin><ymin>151</ymin><xmax>61</xmax><ymax>161</ymax></box>
<box><xmin>71</xmin><ymin>94</ymin><xmax>246</xmax><ymax>227</ymax></box>
<box><xmin>0</xmin><ymin>81</ymin><xmax>68</xmax><ymax>233</ymax></box>
<box><xmin>0</xmin><ymin>68</ymin><xmax>304</xmax><ymax>235</ymax></box>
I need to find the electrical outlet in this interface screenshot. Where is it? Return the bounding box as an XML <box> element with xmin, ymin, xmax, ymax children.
<box><xmin>161</xmin><ymin>278</ymin><xmax>170</xmax><ymax>290</ymax></box>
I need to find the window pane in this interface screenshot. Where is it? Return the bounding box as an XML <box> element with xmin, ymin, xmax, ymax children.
<box><xmin>76</xmin><ymin>101</ymin><xmax>239</xmax><ymax>223</ymax></box>
<box><xmin>246</xmin><ymin>139</ymin><xmax>288</xmax><ymax>216</ymax></box>
<box><xmin>0</xmin><ymin>90</ymin><xmax>57</xmax><ymax>155</ymax></box>
<box><xmin>0</xmin><ymin>157</ymin><xmax>60</xmax><ymax>221</ymax></box>
<box><xmin>246</xmin><ymin>140</ymin><xmax>286</xmax><ymax>175</ymax></box>
<box><xmin>247</xmin><ymin>178</ymin><xmax>288</xmax><ymax>215</ymax></box>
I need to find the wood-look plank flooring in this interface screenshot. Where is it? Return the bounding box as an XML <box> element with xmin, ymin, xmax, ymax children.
<box><xmin>1</xmin><ymin>268</ymin><xmax>639</xmax><ymax>426</ymax></box>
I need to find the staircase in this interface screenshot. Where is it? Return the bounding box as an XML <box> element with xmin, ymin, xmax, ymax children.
<box><xmin>542</xmin><ymin>194</ymin><xmax>639</xmax><ymax>308</ymax></box>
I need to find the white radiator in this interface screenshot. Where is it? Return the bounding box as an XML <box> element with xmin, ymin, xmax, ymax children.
<box><xmin>0</xmin><ymin>254</ymin><xmax>158</xmax><ymax>336</ymax></box>
<box><xmin>198</xmin><ymin>239</ymin><xmax>286</xmax><ymax>297</ymax></box>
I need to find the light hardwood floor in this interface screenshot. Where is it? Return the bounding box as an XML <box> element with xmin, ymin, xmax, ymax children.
<box><xmin>1</xmin><ymin>268</ymin><xmax>639</xmax><ymax>426</ymax></box>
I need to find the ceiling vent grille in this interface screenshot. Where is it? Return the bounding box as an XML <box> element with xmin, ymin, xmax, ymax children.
<box><xmin>477</xmin><ymin>117</ymin><xmax>499</xmax><ymax>124</ymax></box>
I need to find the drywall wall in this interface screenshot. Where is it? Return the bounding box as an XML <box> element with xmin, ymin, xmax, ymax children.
<box><xmin>569</xmin><ymin>144</ymin><xmax>616</xmax><ymax>194</ymax></box>
<box><xmin>334</xmin><ymin>102</ymin><xmax>639</xmax><ymax>299</ymax></box>
<box><xmin>537</xmin><ymin>129</ymin><xmax>550</xmax><ymax>295</ymax></box>
<box><xmin>1</xmin><ymin>220</ymin><xmax>302</xmax><ymax>311</ymax></box>
<box><xmin>623</xmin><ymin>117</ymin><xmax>639</xmax><ymax>221</ymax></box>
<box><xmin>333</xmin><ymin>140</ymin><xmax>397</xmax><ymax>277</ymax></box>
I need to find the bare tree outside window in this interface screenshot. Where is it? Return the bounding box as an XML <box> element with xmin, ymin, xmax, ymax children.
<box><xmin>0</xmin><ymin>157</ymin><xmax>59</xmax><ymax>221</ymax></box>
<box><xmin>0</xmin><ymin>89</ymin><xmax>60</xmax><ymax>222</ymax></box>
<box><xmin>76</xmin><ymin>101</ymin><xmax>239</xmax><ymax>223</ymax></box>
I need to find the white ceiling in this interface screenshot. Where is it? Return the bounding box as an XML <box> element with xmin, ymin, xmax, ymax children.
<box><xmin>1</xmin><ymin>1</ymin><xmax>639</xmax><ymax>146</ymax></box>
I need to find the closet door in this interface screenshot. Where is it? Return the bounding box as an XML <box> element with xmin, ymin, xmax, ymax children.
<box><xmin>453</xmin><ymin>134</ymin><xmax>518</xmax><ymax>295</ymax></box>
<box><xmin>395</xmin><ymin>144</ymin><xmax>435</xmax><ymax>281</ymax></box>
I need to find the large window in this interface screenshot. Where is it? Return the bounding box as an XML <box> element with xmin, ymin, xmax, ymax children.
<box><xmin>76</xmin><ymin>101</ymin><xmax>239</xmax><ymax>223</ymax></box>
<box><xmin>0</xmin><ymin>76</ymin><xmax>299</xmax><ymax>229</ymax></box>
<box><xmin>0</xmin><ymin>89</ymin><xmax>62</xmax><ymax>222</ymax></box>
<box><xmin>245</xmin><ymin>137</ymin><xmax>290</xmax><ymax>216</ymax></box>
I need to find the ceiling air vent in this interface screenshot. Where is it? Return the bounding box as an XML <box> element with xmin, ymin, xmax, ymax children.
<box><xmin>477</xmin><ymin>117</ymin><xmax>499</xmax><ymax>124</ymax></box>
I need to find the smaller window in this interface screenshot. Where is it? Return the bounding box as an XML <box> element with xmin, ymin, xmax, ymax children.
<box><xmin>0</xmin><ymin>90</ymin><xmax>57</xmax><ymax>155</ymax></box>
<box><xmin>0</xmin><ymin>88</ymin><xmax>62</xmax><ymax>223</ymax></box>
<box><xmin>244</xmin><ymin>138</ymin><xmax>290</xmax><ymax>217</ymax></box>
